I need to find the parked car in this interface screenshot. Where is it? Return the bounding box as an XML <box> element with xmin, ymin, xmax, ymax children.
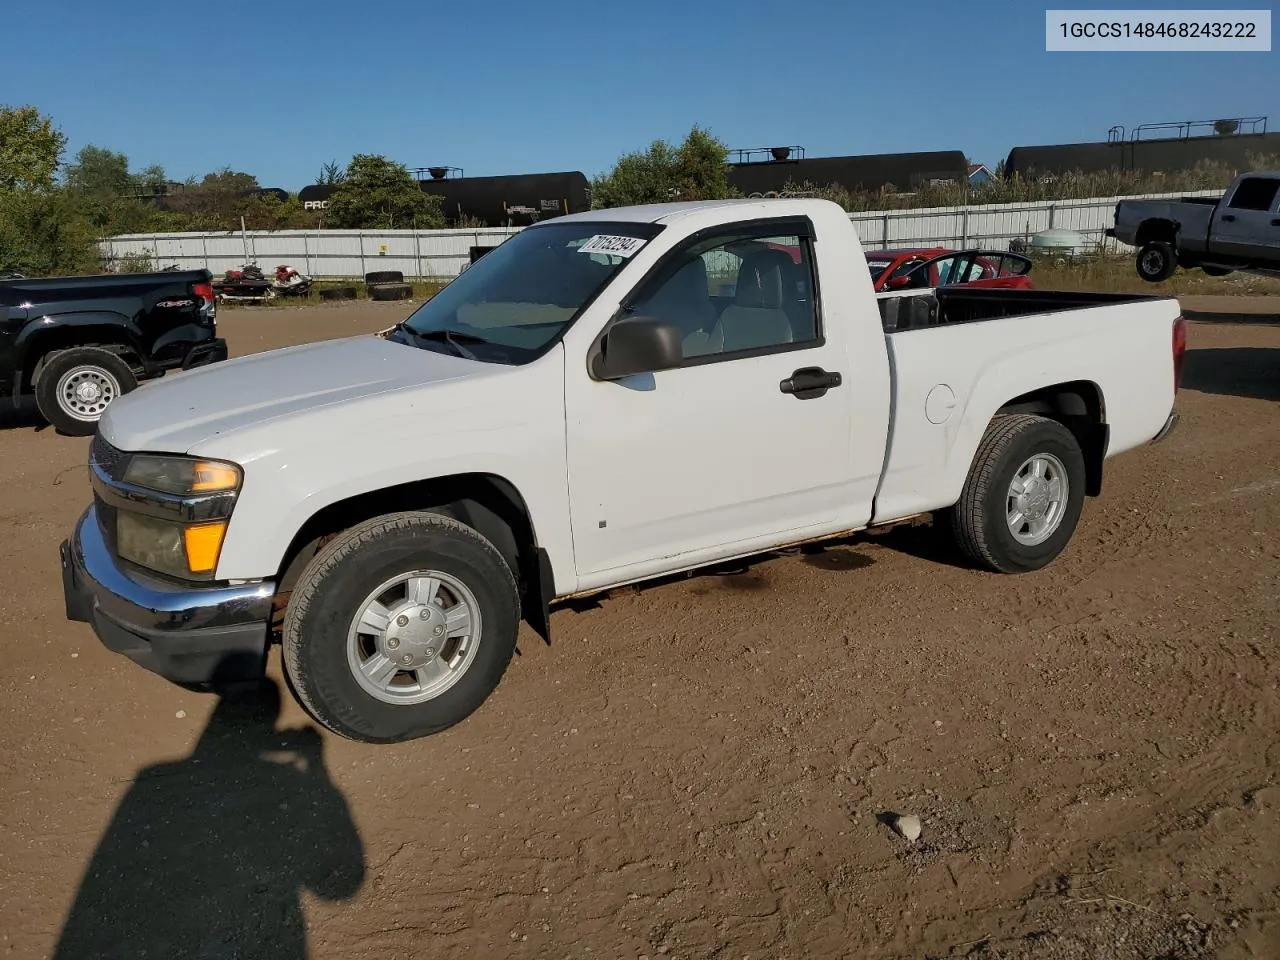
<box><xmin>865</xmin><ymin>247</ymin><xmax>1035</xmax><ymax>291</ymax></box>
<box><xmin>1107</xmin><ymin>170</ymin><xmax>1280</xmax><ymax>281</ymax></box>
<box><xmin>1</xmin><ymin>269</ymin><xmax>227</xmax><ymax>434</ymax></box>
<box><xmin>61</xmin><ymin>199</ymin><xmax>1184</xmax><ymax>743</ymax></box>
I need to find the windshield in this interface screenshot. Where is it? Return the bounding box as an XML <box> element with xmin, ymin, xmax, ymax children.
<box><xmin>396</xmin><ymin>221</ymin><xmax>661</xmax><ymax>363</ymax></box>
<box><xmin>865</xmin><ymin>258</ymin><xmax>894</xmax><ymax>283</ymax></box>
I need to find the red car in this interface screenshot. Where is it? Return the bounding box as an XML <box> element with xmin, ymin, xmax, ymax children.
<box><xmin>864</xmin><ymin>247</ymin><xmax>1034</xmax><ymax>292</ymax></box>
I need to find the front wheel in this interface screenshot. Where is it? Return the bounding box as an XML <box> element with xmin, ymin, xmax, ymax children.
<box><xmin>34</xmin><ymin>346</ymin><xmax>139</xmax><ymax>436</ymax></box>
<box><xmin>947</xmin><ymin>414</ymin><xmax>1086</xmax><ymax>574</ymax></box>
<box><xmin>282</xmin><ymin>511</ymin><xmax>520</xmax><ymax>744</ymax></box>
<box><xmin>1136</xmin><ymin>241</ymin><xmax>1177</xmax><ymax>282</ymax></box>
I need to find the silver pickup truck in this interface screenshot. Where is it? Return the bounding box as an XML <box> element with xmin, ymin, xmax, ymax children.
<box><xmin>1108</xmin><ymin>170</ymin><xmax>1280</xmax><ymax>282</ymax></box>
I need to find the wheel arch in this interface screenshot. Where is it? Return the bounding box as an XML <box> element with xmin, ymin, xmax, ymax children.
<box><xmin>1134</xmin><ymin>219</ymin><xmax>1178</xmax><ymax>247</ymax></box>
<box><xmin>995</xmin><ymin>380</ymin><xmax>1107</xmax><ymax>496</ymax></box>
<box><xmin>272</xmin><ymin>472</ymin><xmax>556</xmax><ymax>643</ymax></box>
<box><xmin>19</xmin><ymin>318</ymin><xmax>143</xmax><ymax>392</ymax></box>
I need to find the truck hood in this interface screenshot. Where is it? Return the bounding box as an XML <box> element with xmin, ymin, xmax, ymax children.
<box><xmin>98</xmin><ymin>335</ymin><xmax>493</xmax><ymax>452</ymax></box>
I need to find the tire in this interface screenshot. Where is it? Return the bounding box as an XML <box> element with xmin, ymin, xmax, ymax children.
<box><xmin>947</xmin><ymin>414</ymin><xmax>1086</xmax><ymax>574</ymax></box>
<box><xmin>1136</xmin><ymin>241</ymin><xmax>1177</xmax><ymax>282</ymax></box>
<box><xmin>34</xmin><ymin>346</ymin><xmax>139</xmax><ymax>436</ymax></box>
<box><xmin>365</xmin><ymin>270</ymin><xmax>404</xmax><ymax>285</ymax></box>
<box><xmin>1201</xmin><ymin>265</ymin><xmax>1233</xmax><ymax>277</ymax></box>
<box><xmin>282</xmin><ymin>511</ymin><xmax>521</xmax><ymax>744</ymax></box>
<box><xmin>319</xmin><ymin>286</ymin><xmax>358</xmax><ymax>302</ymax></box>
<box><xmin>368</xmin><ymin>282</ymin><xmax>413</xmax><ymax>301</ymax></box>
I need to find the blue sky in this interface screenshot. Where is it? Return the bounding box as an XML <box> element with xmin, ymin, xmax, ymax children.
<box><xmin>5</xmin><ymin>0</ymin><xmax>1277</xmax><ymax>189</ymax></box>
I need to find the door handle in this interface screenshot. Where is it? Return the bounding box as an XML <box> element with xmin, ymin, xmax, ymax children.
<box><xmin>779</xmin><ymin>366</ymin><xmax>843</xmax><ymax>400</ymax></box>
<box><xmin>1221</xmin><ymin>214</ymin><xmax>1236</xmax><ymax>222</ymax></box>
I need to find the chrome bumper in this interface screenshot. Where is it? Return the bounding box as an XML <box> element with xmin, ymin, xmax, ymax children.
<box><xmin>60</xmin><ymin>505</ymin><xmax>276</xmax><ymax>685</ymax></box>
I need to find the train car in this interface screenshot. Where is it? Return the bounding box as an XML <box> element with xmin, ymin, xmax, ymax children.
<box><xmin>725</xmin><ymin>148</ymin><xmax>969</xmax><ymax>196</ymax></box>
<box><xmin>298</xmin><ymin>170</ymin><xmax>592</xmax><ymax>227</ymax></box>
<box><xmin>1005</xmin><ymin>121</ymin><xmax>1280</xmax><ymax>179</ymax></box>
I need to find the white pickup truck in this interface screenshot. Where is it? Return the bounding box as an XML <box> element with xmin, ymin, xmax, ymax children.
<box><xmin>60</xmin><ymin>199</ymin><xmax>1186</xmax><ymax>743</ymax></box>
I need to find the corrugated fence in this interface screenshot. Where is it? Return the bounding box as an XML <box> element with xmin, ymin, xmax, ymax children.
<box><xmin>99</xmin><ymin>189</ymin><xmax>1221</xmax><ymax>279</ymax></box>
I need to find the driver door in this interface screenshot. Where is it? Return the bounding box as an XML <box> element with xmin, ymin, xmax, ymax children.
<box><xmin>562</xmin><ymin>219</ymin><xmax>875</xmax><ymax>584</ymax></box>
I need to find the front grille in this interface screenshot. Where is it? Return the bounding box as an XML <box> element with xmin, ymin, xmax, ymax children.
<box><xmin>89</xmin><ymin>433</ymin><xmax>128</xmax><ymax>482</ymax></box>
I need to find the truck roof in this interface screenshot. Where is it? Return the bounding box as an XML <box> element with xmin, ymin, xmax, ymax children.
<box><xmin>543</xmin><ymin>197</ymin><xmax>841</xmax><ymax>226</ymax></box>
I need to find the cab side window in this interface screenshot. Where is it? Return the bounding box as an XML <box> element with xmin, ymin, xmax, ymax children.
<box><xmin>626</xmin><ymin>229</ymin><xmax>820</xmax><ymax>362</ymax></box>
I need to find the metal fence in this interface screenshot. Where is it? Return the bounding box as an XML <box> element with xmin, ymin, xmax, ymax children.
<box><xmin>99</xmin><ymin>188</ymin><xmax>1222</xmax><ymax>279</ymax></box>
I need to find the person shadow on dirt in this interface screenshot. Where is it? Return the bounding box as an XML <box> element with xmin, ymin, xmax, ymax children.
<box><xmin>51</xmin><ymin>678</ymin><xmax>365</xmax><ymax>960</ymax></box>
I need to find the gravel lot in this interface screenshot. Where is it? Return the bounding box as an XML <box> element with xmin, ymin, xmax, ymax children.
<box><xmin>1</xmin><ymin>298</ymin><xmax>1277</xmax><ymax>960</ymax></box>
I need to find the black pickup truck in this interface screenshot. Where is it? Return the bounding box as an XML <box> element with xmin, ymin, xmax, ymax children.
<box><xmin>0</xmin><ymin>269</ymin><xmax>227</xmax><ymax>435</ymax></box>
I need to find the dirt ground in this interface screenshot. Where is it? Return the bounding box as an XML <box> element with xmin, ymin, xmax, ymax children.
<box><xmin>0</xmin><ymin>297</ymin><xmax>1277</xmax><ymax>960</ymax></box>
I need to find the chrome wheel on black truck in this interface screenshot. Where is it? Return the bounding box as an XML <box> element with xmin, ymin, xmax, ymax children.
<box><xmin>34</xmin><ymin>346</ymin><xmax>139</xmax><ymax>436</ymax></box>
<box><xmin>282</xmin><ymin>511</ymin><xmax>520</xmax><ymax>744</ymax></box>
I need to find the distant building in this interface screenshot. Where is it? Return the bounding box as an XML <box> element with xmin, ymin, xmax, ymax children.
<box><xmin>967</xmin><ymin>163</ymin><xmax>993</xmax><ymax>187</ymax></box>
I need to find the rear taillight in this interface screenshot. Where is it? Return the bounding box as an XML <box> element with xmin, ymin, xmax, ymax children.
<box><xmin>1172</xmin><ymin>314</ymin><xmax>1187</xmax><ymax>392</ymax></box>
<box><xmin>192</xmin><ymin>281</ymin><xmax>215</xmax><ymax>318</ymax></box>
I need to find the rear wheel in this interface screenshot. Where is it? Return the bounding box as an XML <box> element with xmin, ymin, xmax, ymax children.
<box><xmin>1201</xmin><ymin>265</ymin><xmax>1233</xmax><ymax>277</ymax></box>
<box><xmin>365</xmin><ymin>270</ymin><xmax>405</xmax><ymax>285</ymax></box>
<box><xmin>947</xmin><ymin>414</ymin><xmax>1086</xmax><ymax>573</ymax></box>
<box><xmin>1136</xmin><ymin>241</ymin><xmax>1177</xmax><ymax>282</ymax></box>
<box><xmin>34</xmin><ymin>347</ymin><xmax>138</xmax><ymax>436</ymax></box>
<box><xmin>282</xmin><ymin>511</ymin><xmax>520</xmax><ymax>744</ymax></box>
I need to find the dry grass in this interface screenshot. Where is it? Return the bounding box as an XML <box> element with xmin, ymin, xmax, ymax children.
<box><xmin>1027</xmin><ymin>254</ymin><xmax>1280</xmax><ymax>296</ymax></box>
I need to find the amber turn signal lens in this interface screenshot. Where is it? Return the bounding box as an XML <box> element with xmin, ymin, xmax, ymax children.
<box><xmin>183</xmin><ymin>521</ymin><xmax>228</xmax><ymax>574</ymax></box>
<box><xmin>192</xmin><ymin>462</ymin><xmax>241</xmax><ymax>492</ymax></box>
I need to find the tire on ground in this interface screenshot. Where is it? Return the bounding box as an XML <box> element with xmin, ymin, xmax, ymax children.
<box><xmin>1136</xmin><ymin>241</ymin><xmax>1178</xmax><ymax>282</ymax></box>
<box><xmin>368</xmin><ymin>282</ymin><xmax>413</xmax><ymax>301</ymax></box>
<box><xmin>282</xmin><ymin>511</ymin><xmax>521</xmax><ymax>744</ymax></box>
<box><xmin>1201</xmin><ymin>265</ymin><xmax>1233</xmax><ymax>277</ymax></box>
<box><xmin>946</xmin><ymin>413</ymin><xmax>1086</xmax><ymax>574</ymax></box>
<box><xmin>319</xmin><ymin>286</ymin><xmax>358</xmax><ymax>301</ymax></box>
<box><xmin>34</xmin><ymin>346</ymin><xmax>138</xmax><ymax>436</ymax></box>
<box><xmin>365</xmin><ymin>270</ymin><xmax>405</xmax><ymax>285</ymax></box>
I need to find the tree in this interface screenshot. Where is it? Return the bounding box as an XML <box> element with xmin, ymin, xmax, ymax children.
<box><xmin>65</xmin><ymin>145</ymin><xmax>133</xmax><ymax>197</ymax></box>
<box><xmin>0</xmin><ymin>104</ymin><xmax>66</xmax><ymax>191</ymax></box>
<box><xmin>316</xmin><ymin>160</ymin><xmax>346</xmax><ymax>186</ymax></box>
<box><xmin>325</xmin><ymin>154</ymin><xmax>444</xmax><ymax>229</ymax></box>
<box><xmin>0</xmin><ymin>187</ymin><xmax>100</xmax><ymax>276</ymax></box>
<box><xmin>591</xmin><ymin>125</ymin><xmax>732</xmax><ymax>208</ymax></box>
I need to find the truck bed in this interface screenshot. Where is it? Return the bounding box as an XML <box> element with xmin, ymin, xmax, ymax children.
<box><xmin>879</xmin><ymin>287</ymin><xmax>1164</xmax><ymax>332</ymax></box>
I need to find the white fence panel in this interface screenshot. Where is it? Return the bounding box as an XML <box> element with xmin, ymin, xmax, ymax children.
<box><xmin>99</xmin><ymin>189</ymin><xmax>1223</xmax><ymax>278</ymax></box>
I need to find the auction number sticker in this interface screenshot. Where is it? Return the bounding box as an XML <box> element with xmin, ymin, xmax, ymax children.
<box><xmin>578</xmin><ymin>235</ymin><xmax>647</xmax><ymax>257</ymax></box>
<box><xmin>1046</xmin><ymin>9</ymin><xmax>1271</xmax><ymax>50</ymax></box>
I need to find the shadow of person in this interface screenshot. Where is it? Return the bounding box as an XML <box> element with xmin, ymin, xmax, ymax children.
<box><xmin>52</xmin><ymin>679</ymin><xmax>364</xmax><ymax>960</ymax></box>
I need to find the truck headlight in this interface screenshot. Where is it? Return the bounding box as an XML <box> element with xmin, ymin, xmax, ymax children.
<box><xmin>123</xmin><ymin>455</ymin><xmax>241</xmax><ymax>496</ymax></box>
<box><xmin>109</xmin><ymin>453</ymin><xmax>242</xmax><ymax>580</ymax></box>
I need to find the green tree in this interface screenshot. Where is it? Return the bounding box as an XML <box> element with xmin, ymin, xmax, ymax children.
<box><xmin>325</xmin><ymin>154</ymin><xmax>444</xmax><ymax>229</ymax></box>
<box><xmin>0</xmin><ymin>104</ymin><xmax>66</xmax><ymax>190</ymax></box>
<box><xmin>317</xmin><ymin>160</ymin><xmax>346</xmax><ymax>185</ymax></box>
<box><xmin>64</xmin><ymin>145</ymin><xmax>133</xmax><ymax>196</ymax></box>
<box><xmin>591</xmin><ymin>125</ymin><xmax>732</xmax><ymax>208</ymax></box>
<box><xmin>0</xmin><ymin>187</ymin><xmax>100</xmax><ymax>276</ymax></box>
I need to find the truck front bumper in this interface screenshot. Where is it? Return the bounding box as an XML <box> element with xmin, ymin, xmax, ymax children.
<box><xmin>60</xmin><ymin>505</ymin><xmax>275</xmax><ymax>686</ymax></box>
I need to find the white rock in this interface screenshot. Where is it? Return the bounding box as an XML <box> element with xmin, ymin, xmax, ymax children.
<box><xmin>175</xmin><ymin>710</ymin><xmax>187</xmax><ymax>719</ymax></box>
<box><xmin>892</xmin><ymin>814</ymin><xmax>922</xmax><ymax>842</ymax></box>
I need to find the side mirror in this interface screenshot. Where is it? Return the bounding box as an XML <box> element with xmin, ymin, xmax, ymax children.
<box><xmin>886</xmin><ymin>275</ymin><xmax>912</xmax><ymax>290</ymax></box>
<box><xmin>591</xmin><ymin>317</ymin><xmax>684</xmax><ymax>380</ymax></box>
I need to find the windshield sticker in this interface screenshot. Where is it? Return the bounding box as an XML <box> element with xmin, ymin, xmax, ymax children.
<box><xmin>577</xmin><ymin>234</ymin><xmax>647</xmax><ymax>257</ymax></box>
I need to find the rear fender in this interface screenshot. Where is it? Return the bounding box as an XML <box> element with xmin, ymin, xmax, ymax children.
<box><xmin>17</xmin><ymin>313</ymin><xmax>142</xmax><ymax>389</ymax></box>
